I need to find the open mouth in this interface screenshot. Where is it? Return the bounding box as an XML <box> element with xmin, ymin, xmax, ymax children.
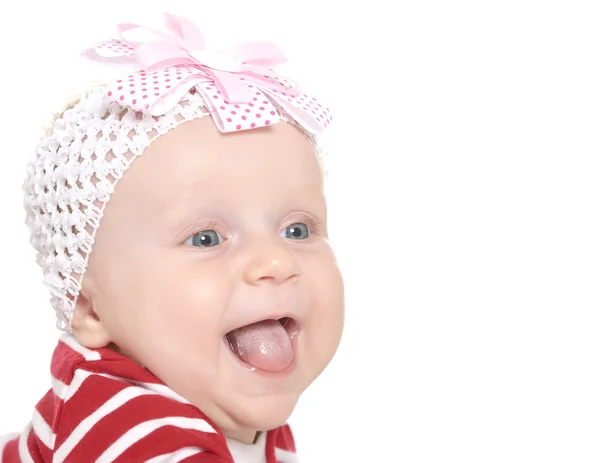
<box><xmin>225</xmin><ymin>317</ymin><xmax>299</xmax><ymax>373</ymax></box>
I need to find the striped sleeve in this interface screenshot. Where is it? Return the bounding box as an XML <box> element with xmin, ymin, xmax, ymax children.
<box><xmin>48</xmin><ymin>338</ymin><xmax>232</xmax><ymax>462</ymax></box>
<box><xmin>266</xmin><ymin>424</ymin><xmax>299</xmax><ymax>463</ymax></box>
<box><xmin>0</xmin><ymin>434</ymin><xmax>19</xmax><ymax>462</ymax></box>
<box><xmin>2</xmin><ymin>335</ymin><xmax>300</xmax><ymax>463</ymax></box>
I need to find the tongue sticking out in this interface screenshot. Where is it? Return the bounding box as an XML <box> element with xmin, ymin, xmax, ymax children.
<box><xmin>226</xmin><ymin>319</ymin><xmax>293</xmax><ymax>372</ymax></box>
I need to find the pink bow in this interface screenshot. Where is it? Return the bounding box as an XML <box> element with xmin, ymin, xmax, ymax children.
<box><xmin>84</xmin><ymin>13</ymin><xmax>332</xmax><ymax>134</ymax></box>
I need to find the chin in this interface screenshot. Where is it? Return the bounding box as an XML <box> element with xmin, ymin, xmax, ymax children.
<box><xmin>232</xmin><ymin>391</ymin><xmax>300</xmax><ymax>431</ymax></box>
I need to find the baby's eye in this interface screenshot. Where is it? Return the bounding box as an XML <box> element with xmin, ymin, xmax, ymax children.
<box><xmin>281</xmin><ymin>223</ymin><xmax>310</xmax><ymax>240</ymax></box>
<box><xmin>185</xmin><ymin>230</ymin><xmax>223</xmax><ymax>248</ymax></box>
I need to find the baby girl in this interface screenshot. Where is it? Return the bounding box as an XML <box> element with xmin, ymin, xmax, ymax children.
<box><xmin>0</xmin><ymin>12</ymin><xmax>344</xmax><ymax>462</ymax></box>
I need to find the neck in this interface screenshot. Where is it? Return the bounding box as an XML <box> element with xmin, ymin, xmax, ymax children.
<box><xmin>224</xmin><ymin>428</ymin><xmax>261</xmax><ymax>445</ymax></box>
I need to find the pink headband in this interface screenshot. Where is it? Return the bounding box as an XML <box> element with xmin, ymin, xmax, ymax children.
<box><xmin>83</xmin><ymin>12</ymin><xmax>332</xmax><ymax>134</ymax></box>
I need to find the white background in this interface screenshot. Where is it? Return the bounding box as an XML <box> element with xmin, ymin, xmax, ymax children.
<box><xmin>1</xmin><ymin>1</ymin><xmax>599</xmax><ymax>462</ymax></box>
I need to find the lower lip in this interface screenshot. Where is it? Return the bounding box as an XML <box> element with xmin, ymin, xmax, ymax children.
<box><xmin>224</xmin><ymin>327</ymin><xmax>300</xmax><ymax>378</ymax></box>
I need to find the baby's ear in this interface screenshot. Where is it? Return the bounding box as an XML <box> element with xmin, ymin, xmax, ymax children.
<box><xmin>71</xmin><ymin>283</ymin><xmax>112</xmax><ymax>349</ymax></box>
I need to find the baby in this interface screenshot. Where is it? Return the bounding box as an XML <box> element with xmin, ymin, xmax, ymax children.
<box><xmin>0</xmin><ymin>13</ymin><xmax>344</xmax><ymax>463</ymax></box>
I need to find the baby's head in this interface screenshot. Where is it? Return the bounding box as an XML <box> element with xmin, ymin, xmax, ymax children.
<box><xmin>23</xmin><ymin>14</ymin><xmax>344</xmax><ymax>442</ymax></box>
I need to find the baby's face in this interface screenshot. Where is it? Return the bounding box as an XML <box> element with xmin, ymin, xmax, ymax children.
<box><xmin>79</xmin><ymin>117</ymin><xmax>344</xmax><ymax>442</ymax></box>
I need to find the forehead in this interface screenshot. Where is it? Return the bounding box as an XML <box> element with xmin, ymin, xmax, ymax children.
<box><xmin>116</xmin><ymin>117</ymin><xmax>324</xmax><ymax>209</ymax></box>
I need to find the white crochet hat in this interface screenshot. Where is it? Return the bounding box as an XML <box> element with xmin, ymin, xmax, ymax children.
<box><xmin>23</xmin><ymin>13</ymin><xmax>332</xmax><ymax>332</ymax></box>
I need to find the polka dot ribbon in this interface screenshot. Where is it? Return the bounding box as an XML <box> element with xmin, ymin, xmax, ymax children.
<box><xmin>83</xmin><ymin>13</ymin><xmax>332</xmax><ymax>134</ymax></box>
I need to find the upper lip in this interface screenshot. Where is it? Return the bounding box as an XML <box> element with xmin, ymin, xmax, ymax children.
<box><xmin>224</xmin><ymin>311</ymin><xmax>301</xmax><ymax>335</ymax></box>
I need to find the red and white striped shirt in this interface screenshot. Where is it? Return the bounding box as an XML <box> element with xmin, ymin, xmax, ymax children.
<box><xmin>0</xmin><ymin>335</ymin><xmax>298</xmax><ymax>462</ymax></box>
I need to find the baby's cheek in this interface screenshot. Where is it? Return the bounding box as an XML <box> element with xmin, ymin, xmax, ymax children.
<box><xmin>308</xmin><ymin>256</ymin><xmax>345</xmax><ymax>345</ymax></box>
<box><xmin>140</xmin><ymin>287</ymin><xmax>223</xmax><ymax>351</ymax></box>
<box><xmin>312</xmin><ymin>251</ymin><xmax>344</xmax><ymax>309</ymax></box>
<box><xmin>134</xmin><ymin>304</ymin><xmax>223</xmax><ymax>390</ymax></box>
<box><xmin>125</xmin><ymin>260</ymin><xmax>224</xmax><ymax>335</ymax></box>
